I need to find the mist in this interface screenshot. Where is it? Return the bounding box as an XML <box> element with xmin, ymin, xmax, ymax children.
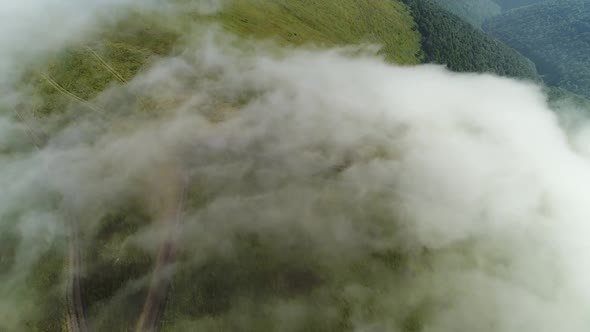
<box><xmin>2</xmin><ymin>0</ymin><xmax>590</xmax><ymax>331</ymax></box>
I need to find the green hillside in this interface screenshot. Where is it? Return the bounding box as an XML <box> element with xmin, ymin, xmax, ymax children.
<box><xmin>25</xmin><ymin>0</ymin><xmax>424</xmax><ymax>118</ymax></box>
<box><xmin>17</xmin><ymin>2</ymin><xmax>425</xmax><ymax>331</ymax></box>
<box><xmin>11</xmin><ymin>1</ymin><xmax>549</xmax><ymax>330</ymax></box>
<box><xmin>217</xmin><ymin>0</ymin><xmax>422</xmax><ymax>64</ymax></box>
<box><xmin>25</xmin><ymin>14</ymin><xmax>179</xmax><ymax>117</ymax></box>
<box><xmin>484</xmin><ymin>0</ymin><xmax>590</xmax><ymax>97</ymax></box>
<box><xmin>222</xmin><ymin>0</ymin><xmax>539</xmax><ymax>80</ymax></box>
<box><xmin>26</xmin><ymin>0</ymin><xmax>543</xmax><ymax>120</ymax></box>
<box><xmin>402</xmin><ymin>0</ymin><xmax>539</xmax><ymax>80</ymax></box>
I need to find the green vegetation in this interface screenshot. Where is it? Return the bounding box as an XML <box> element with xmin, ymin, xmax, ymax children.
<box><xmin>16</xmin><ymin>1</ymin><xmax>586</xmax><ymax>330</ymax></box>
<box><xmin>24</xmin><ymin>0</ymin><xmax>422</xmax><ymax>122</ymax></box>
<box><xmin>402</xmin><ymin>0</ymin><xmax>540</xmax><ymax>80</ymax></box>
<box><xmin>0</xmin><ymin>230</ymin><xmax>18</xmax><ymax>274</ymax></box>
<box><xmin>432</xmin><ymin>0</ymin><xmax>501</xmax><ymax>27</ymax></box>
<box><xmin>83</xmin><ymin>206</ymin><xmax>154</xmax><ymax>331</ymax></box>
<box><xmin>546</xmin><ymin>87</ymin><xmax>590</xmax><ymax>130</ymax></box>
<box><xmin>13</xmin><ymin>3</ymin><xmax>423</xmax><ymax>328</ymax></box>
<box><xmin>216</xmin><ymin>0</ymin><xmax>422</xmax><ymax>64</ymax></box>
<box><xmin>548</xmin><ymin>87</ymin><xmax>590</xmax><ymax>107</ymax></box>
<box><xmin>24</xmin><ymin>0</ymin><xmax>547</xmax><ymax>124</ymax></box>
<box><xmin>494</xmin><ymin>0</ymin><xmax>546</xmax><ymax>10</ymax></box>
<box><xmin>25</xmin><ymin>14</ymin><xmax>180</xmax><ymax>117</ymax></box>
<box><xmin>484</xmin><ymin>0</ymin><xmax>590</xmax><ymax>97</ymax></box>
<box><xmin>27</xmin><ymin>243</ymin><xmax>67</xmax><ymax>332</ymax></box>
<box><xmin>426</xmin><ymin>0</ymin><xmax>549</xmax><ymax>28</ymax></box>
<box><xmin>158</xmin><ymin>191</ymin><xmax>433</xmax><ymax>332</ymax></box>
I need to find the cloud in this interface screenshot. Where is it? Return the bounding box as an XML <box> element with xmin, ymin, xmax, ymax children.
<box><xmin>1</xmin><ymin>2</ymin><xmax>590</xmax><ymax>331</ymax></box>
<box><xmin>0</xmin><ymin>0</ymin><xmax>158</xmax><ymax>84</ymax></box>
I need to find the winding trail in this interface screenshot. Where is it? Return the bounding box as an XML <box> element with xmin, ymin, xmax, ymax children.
<box><xmin>40</xmin><ymin>73</ymin><xmax>114</xmax><ymax>123</ymax></box>
<box><xmin>21</xmin><ymin>74</ymin><xmax>90</xmax><ymax>332</ymax></box>
<box><xmin>13</xmin><ymin>105</ymin><xmax>42</xmax><ymax>149</ymax></box>
<box><xmin>35</xmin><ymin>48</ymin><xmax>188</xmax><ymax>330</ymax></box>
<box><xmin>40</xmin><ymin>74</ymin><xmax>102</xmax><ymax>113</ymax></box>
<box><xmin>65</xmin><ymin>212</ymin><xmax>89</xmax><ymax>332</ymax></box>
<box><xmin>84</xmin><ymin>46</ymin><xmax>128</xmax><ymax>84</ymax></box>
<box><xmin>135</xmin><ymin>177</ymin><xmax>188</xmax><ymax>332</ymax></box>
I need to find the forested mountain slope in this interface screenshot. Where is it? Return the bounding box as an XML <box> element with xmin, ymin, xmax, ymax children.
<box><xmin>402</xmin><ymin>0</ymin><xmax>539</xmax><ymax>80</ymax></box>
<box><xmin>432</xmin><ymin>0</ymin><xmax>500</xmax><ymax>27</ymax></box>
<box><xmin>430</xmin><ymin>0</ymin><xmax>547</xmax><ymax>28</ymax></box>
<box><xmin>484</xmin><ymin>0</ymin><xmax>590</xmax><ymax>97</ymax></box>
<box><xmin>495</xmin><ymin>0</ymin><xmax>547</xmax><ymax>10</ymax></box>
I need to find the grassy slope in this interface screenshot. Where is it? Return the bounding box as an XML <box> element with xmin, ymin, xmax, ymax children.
<box><xmin>25</xmin><ymin>14</ymin><xmax>180</xmax><ymax>117</ymax></box>
<box><xmin>15</xmin><ymin>1</ymin><xmax>590</xmax><ymax>331</ymax></box>
<box><xmin>217</xmin><ymin>0</ymin><xmax>421</xmax><ymax>64</ymax></box>
<box><xmin>18</xmin><ymin>1</ymin><xmax>420</xmax><ymax>331</ymax></box>
<box><xmin>24</xmin><ymin>0</ymin><xmax>421</xmax><ymax>118</ymax></box>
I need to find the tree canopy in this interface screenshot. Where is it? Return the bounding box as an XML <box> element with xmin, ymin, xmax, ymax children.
<box><xmin>402</xmin><ymin>0</ymin><xmax>540</xmax><ymax>80</ymax></box>
<box><xmin>485</xmin><ymin>0</ymin><xmax>590</xmax><ymax>97</ymax></box>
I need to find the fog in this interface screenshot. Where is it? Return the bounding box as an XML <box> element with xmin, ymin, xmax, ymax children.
<box><xmin>1</xmin><ymin>0</ymin><xmax>590</xmax><ymax>331</ymax></box>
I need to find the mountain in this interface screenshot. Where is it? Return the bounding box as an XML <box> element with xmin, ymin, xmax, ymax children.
<box><xmin>402</xmin><ymin>0</ymin><xmax>539</xmax><ymax>80</ymax></box>
<box><xmin>216</xmin><ymin>0</ymin><xmax>422</xmax><ymax>64</ymax></box>
<box><xmin>10</xmin><ymin>1</ymin><xmax>549</xmax><ymax>330</ymax></box>
<box><xmin>26</xmin><ymin>0</ymin><xmax>541</xmax><ymax>119</ymax></box>
<box><xmin>223</xmin><ymin>0</ymin><xmax>538</xmax><ymax>80</ymax></box>
<box><xmin>432</xmin><ymin>0</ymin><xmax>501</xmax><ymax>27</ymax></box>
<box><xmin>12</xmin><ymin>3</ymin><xmax>424</xmax><ymax>331</ymax></box>
<box><xmin>494</xmin><ymin>0</ymin><xmax>547</xmax><ymax>10</ymax></box>
<box><xmin>484</xmin><ymin>0</ymin><xmax>590</xmax><ymax>97</ymax></box>
<box><xmin>429</xmin><ymin>0</ymin><xmax>548</xmax><ymax>28</ymax></box>
<box><xmin>25</xmin><ymin>0</ymin><xmax>423</xmax><ymax>118</ymax></box>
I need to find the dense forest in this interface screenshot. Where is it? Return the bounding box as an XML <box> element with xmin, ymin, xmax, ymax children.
<box><xmin>402</xmin><ymin>0</ymin><xmax>540</xmax><ymax>80</ymax></box>
<box><xmin>494</xmin><ymin>0</ymin><xmax>547</xmax><ymax>10</ymax></box>
<box><xmin>222</xmin><ymin>0</ymin><xmax>541</xmax><ymax>82</ymax></box>
<box><xmin>484</xmin><ymin>0</ymin><xmax>590</xmax><ymax>97</ymax></box>
<box><xmin>431</xmin><ymin>0</ymin><xmax>547</xmax><ymax>28</ymax></box>
<box><xmin>432</xmin><ymin>0</ymin><xmax>500</xmax><ymax>27</ymax></box>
